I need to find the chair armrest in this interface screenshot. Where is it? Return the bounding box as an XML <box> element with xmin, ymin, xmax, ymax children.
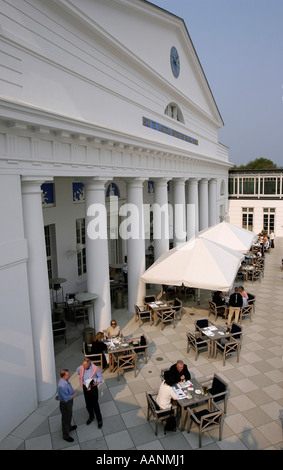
<box><xmin>198</xmin><ymin>376</ymin><xmax>213</xmax><ymax>385</ymax></box>
<box><xmin>155</xmin><ymin>405</ymin><xmax>177</xmax><ymax>417</ymax></box>
<box><xmin>85</xmin><ymin>351</ymin><xmax>102</xmax><ymax>357</ymax></box>
<box><xmin>118</xmin><ymin>352</ymin><xmax>137</xmax><ymax>359</ymax></box>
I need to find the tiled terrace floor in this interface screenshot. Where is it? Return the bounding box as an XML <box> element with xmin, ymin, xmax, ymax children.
<box><xmin>1</xmin><ymin>239</ymin><xmax>283</xmax><ymax>451</ymax></box>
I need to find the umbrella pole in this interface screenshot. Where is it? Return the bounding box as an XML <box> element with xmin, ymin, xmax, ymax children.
<box><xmin>197</xmin><ymin>288</ymin><xmax>200</xmax><ymax>305</ymax></box>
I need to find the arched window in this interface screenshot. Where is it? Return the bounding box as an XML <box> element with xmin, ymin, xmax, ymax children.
<box><xmin>164</xmin><ymin>102</ymin><xmax>184</xmax><ymax>123</ymax></box>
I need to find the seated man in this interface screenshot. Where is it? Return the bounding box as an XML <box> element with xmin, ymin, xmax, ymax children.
<box><xmin>212</xmin><ymin>290</ymin><xmax>226</xmax><ymax>316</ymax></box>
<box><xmin>169</xmin><ymin>360</ymin><xmax>191</xmax><ymax>384</ymax></box>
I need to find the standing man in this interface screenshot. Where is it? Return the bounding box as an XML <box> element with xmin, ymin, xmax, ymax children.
<box><xmin>77</xmin><ymin>358</ymin><xmax>103</xmax><ymax>428</ymax></box>
<box><xmin>57</xmin><ymin>369</ymin><xmax>78</xmax><ymax>442</ymax></box>
<box><xmin>227</xmin><ymin>287</ymin><xmax>243</xmax><ymax>324</ymax></box>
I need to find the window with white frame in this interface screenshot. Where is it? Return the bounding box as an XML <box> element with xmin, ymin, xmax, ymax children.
<box><xmin>263</xmin><ymin>208</ymin><xmax>275</xmax><ymax>234</ymax></box>
<box><xmin>44</xmin><ymin>224</ymin><xmax>57</xmax><ymax>279</ymax></box>
<box><xmin>76</xmin><ymin>218</ymin><xmax>86</xmax><ymax>276</ymax></box>
<box><xmin>242</xmin><ymin>207</ymin><xmax>254</xmax><ymax>231</ymax></box>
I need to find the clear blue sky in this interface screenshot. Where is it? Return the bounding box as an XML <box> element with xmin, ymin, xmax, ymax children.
<box><xmin>149</xmin><ymin>0</ymin><xmax>283</xmax><ymax>167</ymax></box>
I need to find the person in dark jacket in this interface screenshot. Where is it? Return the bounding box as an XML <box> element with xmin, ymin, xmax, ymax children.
<box><xmin>87</xmin><ymin>332</ymin><xmax>108</xmax><ymax>369</ymax></box>
<box><xmin>169</xmin><ymin>360</ymin><xmax>191</xmax><ymax>384</ymax></box>
<box><xmin>227</xmin><ymin>287</ymin><xmax>243</xmax><ymax>324</ymax></box>
<box><xmin>212</xmin><ymin>291</ymin><xmax>226</xmax><ymax>316</ymax></box>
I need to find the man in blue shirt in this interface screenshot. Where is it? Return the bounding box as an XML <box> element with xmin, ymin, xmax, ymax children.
<box><xmin>58</xmin><ymin>369</ymin><xmax>78</xmax><ymax>442</ymax></box>
<box><xmin>77</xmin><ymin>358</ymin><xmax>103</xmax><ymax>428</ymax></box>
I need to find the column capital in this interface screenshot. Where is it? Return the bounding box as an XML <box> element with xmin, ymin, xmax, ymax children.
<box><xmin>152</xmin><ymin>177</ymin><xmax>171</xmax><ymax>185</ymax></box>
<box><xmin>84</xmin><ymin>176</ymin><xmax>113</xmax><ymax>191</ymax></box>
<box><xmin>126</xmin><ymin>177</ymin><xmax>147</xmax><ymax>189</ymax></box>
<box><xmin>21</xmin><ymin>176</ymin><xmax>53</xmax><ymax>194</ymax></box>
<box><xmin>173</xmin><ymin>177</ymin><xmax>187</xmax><ymax>183</ymax></box>
<box><xmin>199</xmin><ymin>177</ymin><xmax>210</xmax><ymax>184</ymax></box>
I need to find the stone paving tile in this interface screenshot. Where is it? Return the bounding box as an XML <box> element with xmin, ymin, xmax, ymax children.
<box><xmin>1</xmin><ymin>238</ymin><xmax>283</xmax><ymax>451</ymax></box>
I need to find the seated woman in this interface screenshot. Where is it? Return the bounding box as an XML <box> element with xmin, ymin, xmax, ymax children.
<box><xmin>88</xmin><ymin>332</ymin><xmax>109</xmax><ymax>369</ymax></box>
<box><xmin>212</xmin><ymin>291</ymin><xmax>226</xmax><ymax>316</ymax></box>
<box><xmin>156</xmin><ymin>371</ymin><xmax>178</xmax><ymax>410</ymax></box>
<box><xmin>104</xmin><ymin>320</ymin><xmax>121</xmax><ymax>339</ymax></box>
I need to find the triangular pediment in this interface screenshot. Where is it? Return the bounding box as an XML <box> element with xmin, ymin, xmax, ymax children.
<box><xmin>65</xmin><ymin>0</ymin><xmax>223</xmax><ymax>127</ymax></box>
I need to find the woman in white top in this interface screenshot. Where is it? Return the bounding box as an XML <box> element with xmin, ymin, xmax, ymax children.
<box><xmin>156</xmin><ymin>371</ymin><xmax>178</xmax><ymax>410</ymax></box>
<box><xmin>104</xmin><ymin>320</ymin><xmax>121</xmax><ymax>338</ymax></box>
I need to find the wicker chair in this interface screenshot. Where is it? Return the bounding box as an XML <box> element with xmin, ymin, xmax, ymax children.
<box><xmin>131</xmin><ymin>334</ymin><xmax>149</xmax><ymax>364</ymax></box>
<box><xmin>215</xmin><ymin>323</ymin><xmax>242</xmax><ymax>366</ymax></box>
<box><xmin>168</xmin><ymin>298</ymin><xmax>183</xmax><ymax>320</ymax></box>
<box><xmin>115</xmin><ymin>352</ymin><xmax>137</xmax><ymax>381</ymax></box>
<box><xmin>156</xmin><ymin>308</ymin><xmax>176</xmax><ymax>330</ymax></box>
<box><xmin>83</xmin><ymin>342</ymin><xmax>105</xmax><ymax>371</ymax></box>
<box><xmin>146</xmin><ymin>391</ymin><xmax>177</xmax><ymax>435</ymax></box>
<box><xmin>208</xmin><ymin>301</ymin><xmax>227</xmax><ymax>321</ymax></box>
<box><xmin>186</xmin><ymin>331</ymin><xmax>210</xmax><ymax>360</ymax></box>
<box><xmin>187</xmin><ymin>400</ymin><xmax>224</xmax><ymax>448</ymax></box>
<box><xmin>247</xmin><ymin>269</ymin><xmax>261</xmax><ymax>283</ymax></box>
<box><xmin>134</xmin><ymin>304</ymin><xmax>153</xmax><ymax>326</ymax></box>
<box><xmin>52</xmin><ymin>320</ymin><xmax>67</xmax><ymax>344</ymax></box>
<box><xmin>239</xmin><ymin>304</ymin><xmax>253</xmax><ymax>324</ymax></box>
<box><xmin>198</xmin><ymin>374</ymin><xmax>229</xmax><ymax>413</ymax></box>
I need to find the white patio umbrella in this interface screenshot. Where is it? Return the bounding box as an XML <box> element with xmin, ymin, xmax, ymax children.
<box><xmin>198</xmin><ymin>221</ymin><xmax>257</xmax><ymax>253</ymax></box>
<box><xmin>141</xmin><ymin>237</ymin><xmax>244</xmax><ymax>292</ymax></box>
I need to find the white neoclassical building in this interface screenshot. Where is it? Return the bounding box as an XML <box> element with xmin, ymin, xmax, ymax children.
<box><xmin>0</xmin><ymin>0</ymin><xmax>232</xmax><ymax>440</ymax></box>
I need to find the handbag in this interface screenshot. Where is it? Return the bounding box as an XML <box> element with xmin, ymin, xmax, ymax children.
<box><xmin>164</xmin><ymin>407</ymin><xmax>176</xmax><ymax>433</ymax></box>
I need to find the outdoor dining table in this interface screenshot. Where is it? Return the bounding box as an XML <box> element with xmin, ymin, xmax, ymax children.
<box><xmin>196</xmin><ymin>323</ymin><xmax>232</xmax><ymax>358</ymax></box>
<box><xmin>172</xmin><ymin>377</ymin><xmax>212</xmax><ymax>430</ymax></box>
<box><xmin>105</xmin><ymin>337</ymin><xmax>134</xmax><ymax>372</ymax></box>
<box><xmin>146</xmin><ymin>300</ymin><xmax>171</xmax><ymax>326</ymax></box>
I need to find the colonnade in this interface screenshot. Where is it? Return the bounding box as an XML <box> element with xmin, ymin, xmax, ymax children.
<box><xmin>20</xmin><ymin>175</ymin><xmax>218</xmax><ymax>402</ymax></box>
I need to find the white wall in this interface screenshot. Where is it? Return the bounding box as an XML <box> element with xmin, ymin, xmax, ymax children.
<box><xmin>228</xmin><ymin>199</ymin><xmax>283</xmax><ymax>237</ymax></box>
<box><xmin>0</xmin><ymin>175</ymin><xmax>38</xmax><ymax>442</ymax></box>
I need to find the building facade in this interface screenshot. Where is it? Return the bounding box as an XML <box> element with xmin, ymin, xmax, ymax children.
<box><xmin>0</xmin><ymin>0</ymin><xmax>231</xmax><ymax>440</ymax></box>
<box><xmin>228</xmin><ymin>169</ymin><xmax>283</xmax><ymax>236</ymax></box>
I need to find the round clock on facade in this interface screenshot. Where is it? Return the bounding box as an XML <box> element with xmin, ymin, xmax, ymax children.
<box><xmin>170</xmin><ymin>46</ymin><xmax>180</xmax><ymax>78</ymax></box>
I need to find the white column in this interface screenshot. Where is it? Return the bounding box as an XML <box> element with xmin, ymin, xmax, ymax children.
<box><xmin>198</xmin><ymin>178</ymin><xmax>209</xmax><ymax>231</ymax></box>
<box><xmin>173</xmin><ymin>178</ymin><xmax>187</xmax><ymax>246</ymax></box>
<box><xmin>85</xmin><ymin>177</ymin><xmax>111</xmax><ymax>331</ymax></box>
<box><xmin>125</xmin><ymin>178</ymin><xmax>146</xmax><ymax>312</ymax></box>
<box><xmin>208</xmin><ymin>178</ymin><xmax>217</xmax><ymax>226</ymax></box>
<box><xmin>21</xmin><ymin>176</ymin><xmax>56</xmax><ymax>402</ymax></box>
<box><xmin>153</xmin><ymin>178</ymin><xmax>170</xmax><ymax>261</ymax></box>
<box><xmin>186</xmin><ymin>178</ymin><xmax>199</xmax><ymax>239</ymax></box>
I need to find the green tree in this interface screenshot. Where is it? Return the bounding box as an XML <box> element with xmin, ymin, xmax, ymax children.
<box><xmin>234</xmin><ymin>158</ymin><xmax>277</xmax><ymax>170</ymax></box>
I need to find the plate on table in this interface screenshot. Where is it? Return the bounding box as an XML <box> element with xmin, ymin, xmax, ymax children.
<box><xmin>218</xmin><ymin>331</ymin><xmax>225</xmax><ymax>336</ymax></box>
<box><xmin>195</xmin><ymin>389</ymin><xmax>202</xmax><ymax>395</ymax></box>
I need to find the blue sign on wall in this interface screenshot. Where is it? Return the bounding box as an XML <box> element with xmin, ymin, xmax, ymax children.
<box><xmin>41</xmin><ymin>183</ymin><xmax>55</xmax><ymax>206</ymax></box>
<box><xmin>142</xmin><ymin>117</ymin><xmax>198</xmax><ymax>146</ymax></box>
<box><xmin>73</xmin><ymin>182</ymin><xmax>85</xmax><ymax>202</ymax></box>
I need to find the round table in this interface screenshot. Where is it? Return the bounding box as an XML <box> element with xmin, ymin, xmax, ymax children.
<box><xmin>75</xmin><ymin>293</ymin><xmax>98</xmax><ymax>329</ymax></box>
